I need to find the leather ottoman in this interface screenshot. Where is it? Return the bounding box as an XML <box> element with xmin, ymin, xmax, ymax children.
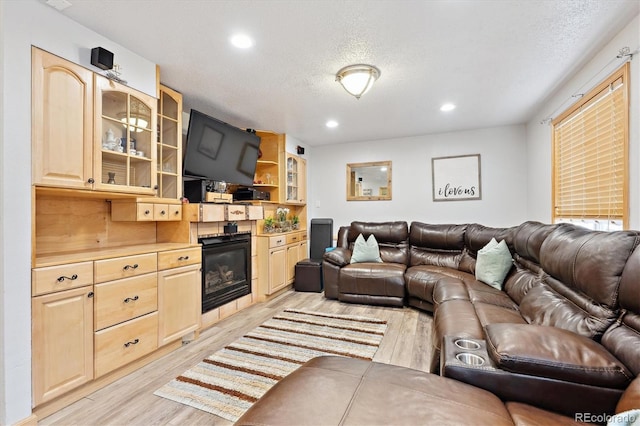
<box><xmin>294</xmin><ymin>259</ymin><xmax>323</xmax><ymax>292</ymax></box>
<box><xmin>236</xmin><ymin>356</ymin><xmax>515</xmax><ymax>425</ymax></box>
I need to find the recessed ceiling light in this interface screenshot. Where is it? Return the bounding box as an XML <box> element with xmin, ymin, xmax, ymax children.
<box><xmin>440</xmin><ymin>103</ymin><xmax>456</xmax><ymax>112</ymax></box>
<box><xmin>46</xmin><ymin>0</ymin><xmax>72</xmax><ymax>11</ymax></box>
<box><xmin>230</xmin><ymin>34</ymin><xmax>254</xmax><ymax>49</ymax></box>
<box><xmin>326</xmin><ymin>120</ymin><xmax>339</xmax><ymax>128</ymax></box>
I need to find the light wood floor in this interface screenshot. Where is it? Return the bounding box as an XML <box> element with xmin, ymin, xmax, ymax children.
<box><xmin>40</xmin><ymin>290</ymin><xmax>434</xmax><ymax>426</ymax></box>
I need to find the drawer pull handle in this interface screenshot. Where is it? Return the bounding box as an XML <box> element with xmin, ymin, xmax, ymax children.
<box><xmin>57</xmin><ymin>274</ymin><xmax>78</xmax><ymax>282</ymax></box>
<box><xmin>178</xmin><ymin>256</ymin><xmax>190</xmax><ymax>261</ymax></box>
<box><xmin>144</xmin><ymin>210</ymin><xmax>151</xmax><ymax>215</ymax></box>
<box><xmin>123</xmin><ymin>296</ymin><xmax>139</xmax><ymax>303</ymax></box>
<box><xmin>124</xmin><ymin>339</ymin><xmax>140</xmax><ymax>348</ymax></box>
<box><xmin>277</xmin><ymin>239</ymin><xmax>283</xmax><ymax>243</ymax></box>
<box><xmin>160</xmin><ymin>210</ymin><xmax>166</xmax><ymax>216</ymax></box>
<box><xmin>123</xmin><ymin>264</ymin><xmax>139</xmax><ymax>271</ymax></box>
<box><xmin>174</xmin><ymin>210</ymin><xmax>180</xmax><ymax>215</ymax></box>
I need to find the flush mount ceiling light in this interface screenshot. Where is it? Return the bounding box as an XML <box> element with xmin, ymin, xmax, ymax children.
<box><xmin>230</xmin><ymin>33</ymin><xmax>254</xmax><ymax>49</ymax></box>
<box><xmin>335</xmin><ymin>64</ymin><xmax>381</xmax><ymax>99</ymax></box>
<box><xmin>440</xmin><ymin>103</ymin><xmax>456</xmax><ymax>112</ymax></box>
<box><xmin>326</xmin><ymin>120</ymin><xmax>339</xmax><ymax>128</ymax></box>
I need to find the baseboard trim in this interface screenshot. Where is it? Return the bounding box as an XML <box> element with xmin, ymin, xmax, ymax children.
<box><xmin>13</xmin><ymin>413</ymin><xmax>38</xmax><ymax>426</ymax></box>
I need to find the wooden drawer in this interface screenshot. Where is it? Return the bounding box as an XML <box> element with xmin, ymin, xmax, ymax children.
<box><xmin>32</xmin><ymin>261</ymin><xmax>94</xmax><ymax>296</ymax></box>
<box><xmin>286</xmin><ymin>232</ymin><xmax>306</xmax><ymax>245</ymax></box>
<box><xmin>94</xmin><ymin>274</ymin><xmax>158</xmax><ymax>331</ymax></box>
<box><xmin>225</xmin><ymin>205</ymin><xmax>246</xmax><ymax>221</ymax></box>
<box><xmin>269</xmin><ymin>235</ymin><xmax>287</xmax><ymax>248</ymax></box>
<box><xmin>158</xmin><ymin>247</ymin><xmax>201</xmax><ymax>270</ymax></box>
<box><xmin>111</xmin><ymin>201</ymin><xmax>181</xmax><ymax>221</ymax></box>
<box><xmin>94</xmin><ymin>253</ymin><xmax>157</xmax><ymax>283</ymax></box>
<box><xmin>94</xmin><ymin>311</ymin><xmax>158</xmax><ymax>378</ymax></box>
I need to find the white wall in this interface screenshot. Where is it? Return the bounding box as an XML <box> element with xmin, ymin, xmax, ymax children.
<box><xmin>308</xmin><ymin>125</ymin><xmax>528</xmax><ymax>232</ymax></box>
<box><xmin>525</xmin><ymin>15</ymin><xmax>640</xmax><ymax>228</ymax></box>
<box><xmin>0</xmin><ymin>1</ymin><xmax>156</xmax><ymax>423</ymax></box>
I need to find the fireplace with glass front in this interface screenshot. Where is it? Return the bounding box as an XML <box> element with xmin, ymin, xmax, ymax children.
<box><xmin>199</xmin><ymin>233</ymin><xmax>251</xmax><ymax>313</ymax></box>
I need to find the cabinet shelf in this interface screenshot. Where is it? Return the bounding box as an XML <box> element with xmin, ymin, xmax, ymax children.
<box><xmin>257</xmin><ymin>160</ymin><xmax>278</xmax><ymax>166</ymax></box>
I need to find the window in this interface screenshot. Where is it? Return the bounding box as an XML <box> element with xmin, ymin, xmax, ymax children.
<box><xmin>552</xmin><ymin>63</ymin><xmax>629</xmax><ymax>231</ymax></box>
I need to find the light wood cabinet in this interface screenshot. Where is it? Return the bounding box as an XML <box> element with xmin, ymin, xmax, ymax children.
<box><xmin>158</xmin><ymin>263</ymin><xmax>201</xmax><ymax>346</ymax></box>
<box><xmin>257</xmin><ymin>230</ymin><xmax>307</xmax><ymax>298</ymax></box>
<box><xmin>285</xmin><ymin>153</ymin><xmax>306</xmax><ymax>204</ymax></box>
<box><xmin>157</xmin><ymin>85</ymin><xmax>183</xmax><ymax>199</ymax></box>
<box><xmin>94</xmin><ymin>273</ymin><xmax>158</xmax><ymax>331</ymax></box>
<box><xmin>94</xmin><ymin>75</ymin><xmax>157</xmax><ymax>194</ymax></box>
<box><xmin>253</xmin><ymin>132</ymin><xmax>284</xmax><ymax>203</ymax></box>
<box><xmin>110</xmin><ymin>198</ymin><xmax>183</xmax><ymax>222</ymax></box>
<box><xmin>32</xmin><ymin>286</ymin><xmax>94</xmax><ymax>405</ymax></box>
<box><xmin>32</xmin><ymin>48</ymin><xmax>159</xmax><ymax>196</ymax></box>
<box><xmin>94</xmin><ymin>311</ymin><xmax>159</xmax><ymax>377</ymax></box>
<box><xmin>32</xmin><ymin>47</ymin><xmax>94</xmax><ymax>189</ymax></box>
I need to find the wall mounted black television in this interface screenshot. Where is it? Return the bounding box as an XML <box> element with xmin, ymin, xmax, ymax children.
<box><xmin>183</xmin><ymin>109</ymin><xmax>260</xmax><ymax>187</ymax></box>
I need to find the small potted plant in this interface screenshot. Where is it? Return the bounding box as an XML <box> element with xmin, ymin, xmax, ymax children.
<box><xmin>291</xmin><ymin>215</ymin><xmax>300</xmax><ymax>230</ymax></box>
<box><xmin>263</xmin><ymin>217</ymin><xmax>275</xmax><ymax>233</ymax></box>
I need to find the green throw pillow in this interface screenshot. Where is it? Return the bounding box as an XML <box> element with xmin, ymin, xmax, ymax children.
<box><xmin>475</xmin><ymin>238</ymin><xmax>513</xmax><ymax>290</ymax></box>
<box><xmin>350</xmin><ymin>233</ymin><xmax>383</xmax><ymax>263</ymax></box>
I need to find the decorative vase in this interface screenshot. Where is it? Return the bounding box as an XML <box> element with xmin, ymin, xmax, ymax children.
<box><xmin>107</xmin><ymin>172</ymin><xmax>116</xmax><ymax>184</ymax></box>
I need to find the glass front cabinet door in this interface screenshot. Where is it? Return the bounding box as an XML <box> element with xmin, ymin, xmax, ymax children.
<box><xmin>95</xmin><ymin>75</ymin><xmax>157</xmax><ymax>195</ymax></box>
<box><xmin>286</xmin><ymin>153</ymin><xmax>306</xmax><ymax>204</ymax></box>
<box><xmin>157</xmin><ymin>85</ymin><xmax>182</xmax><ymax>199</ymax></box>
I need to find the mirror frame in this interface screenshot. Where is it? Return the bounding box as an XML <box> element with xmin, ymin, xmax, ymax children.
<box><xmin>346</xmin><ymin>161</ymin><xmax>392</xmax><ymax>201</ymax></box>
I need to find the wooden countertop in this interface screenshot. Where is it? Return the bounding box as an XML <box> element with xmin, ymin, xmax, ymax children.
<box><xmin>35</xmin><ymin>242</ymin><xmax>201</xmax><ymax>268</ymax></box>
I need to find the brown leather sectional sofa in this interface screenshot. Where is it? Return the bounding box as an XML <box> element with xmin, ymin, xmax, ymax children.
<box><xmin>318</xmin><ymin>220</ymin><xmax>640</xmax><ymax>420</ymax></box>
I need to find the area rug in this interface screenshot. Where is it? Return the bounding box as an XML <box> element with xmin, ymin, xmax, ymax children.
<box><xmin>154</xmin><ymin>308</ymin><xmax>387</xmax><ymax>422</ymax></box>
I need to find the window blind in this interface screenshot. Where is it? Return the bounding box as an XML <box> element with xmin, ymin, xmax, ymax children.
<box><xmin>552</xmin><ymin>63</ymin><xmax>629</xmax><ymax>229</ymax></box>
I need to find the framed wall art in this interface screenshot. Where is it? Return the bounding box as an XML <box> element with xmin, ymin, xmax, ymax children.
<box><xmin>431</xmin><ymin>154</ymin><xmax>481</xmax><ymax>201</ymax></box>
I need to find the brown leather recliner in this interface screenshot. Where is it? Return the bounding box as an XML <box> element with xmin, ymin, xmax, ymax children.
<box><xmin>322</xmin><ymin>221</ymin><xmax>409</xmax><ymax>307</ymax></box>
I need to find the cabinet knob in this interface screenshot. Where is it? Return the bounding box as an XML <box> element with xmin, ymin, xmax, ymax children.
<box><xmin>124</xmin><ymin>338</ymin><xmax>140</xmax><ymax>348</ymax></box>
<box><xmin>144</xmin><ymin>210</ymin><xmax>151</xmax><ymax>215</ymax></box>
<box><xmin>160</xmin><ymin>210</ymin><xmax>166</xmax><ymax>216</ymax></box>
<box><xmin>56</xmin><ymin>274</ymin><xmax>78</xmax><ymax>282</ymax></box>
<box><xmin>123</xmin><ymin>264</ymin><xmax>139</xmax><ymax>271</ymax></box>
<box><xmin>87</xmin><ymin>178</ymin><xmax>95</xmax><ymax>184</ymax></box>
<box><xmin>87</xmin><ymin>292</ymin><xmax>94</xmax><ymax>298</ymax></box>
<box><xmin>123</xmin><ymin>295</ymin><xmax>139</xmax><ymax>303</ymax></box>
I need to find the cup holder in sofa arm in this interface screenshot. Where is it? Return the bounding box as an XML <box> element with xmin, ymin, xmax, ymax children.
<box><xmin>456</xmin><ymin>352</ymin><xmax>485</xmax><ymax>366</ymax></box>
<box><xmin>454</xmin><ymin>338</ymin><xmax>482</xmax><ymax>350</ymax></box>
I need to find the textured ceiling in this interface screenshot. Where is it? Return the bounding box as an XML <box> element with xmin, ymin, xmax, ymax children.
<box><xmin>58</xmin><ymin>0</ymin><xmax>639</xmax><ymax>146</ymax></box>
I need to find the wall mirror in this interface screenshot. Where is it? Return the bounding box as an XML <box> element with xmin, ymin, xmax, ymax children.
<box><xmin>346</xmin><ymin>161</ymin><xmax>392</xmax><ymax>201</ymax></box>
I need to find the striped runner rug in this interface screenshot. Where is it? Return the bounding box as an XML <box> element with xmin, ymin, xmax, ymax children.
<box><xmin>154</xmin><ymin>308</ymin><xmax>387</xmax><ymax>422</ymax></box>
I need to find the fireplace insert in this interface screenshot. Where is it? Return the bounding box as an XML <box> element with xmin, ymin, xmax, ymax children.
<box><xmin>199</xmin><ymin>233</ymin><xmax>251</xmax><ymax>313</ymax></box>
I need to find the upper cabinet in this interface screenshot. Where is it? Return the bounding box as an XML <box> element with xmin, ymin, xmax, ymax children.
<box><xmin>254</xmin><ymin>131</ymin><xmax>284</xmax><ymax>203</ymax></box>
<box><xmin>285</xmin><ymin>153</ymin><xmax>306</xmax><ymax>204</ymax></box>
<box><xmin>32</xmin><ymin>47</ymin><xmax>94</xmax><ymax>189</ymax></box>
<box><xmin>95</xmin><ymin>75</ymin><xmax>156</xmax><ymax>195</ymax></box>
<box><xmin>32</xmin><ymin>47</ymin><xmax>158</xmax><ymax>196</ymax></box>
<box><xmin>156</xmin><ymin>85</ymin><xmax>183</xmax><ymax>199</ymax></box>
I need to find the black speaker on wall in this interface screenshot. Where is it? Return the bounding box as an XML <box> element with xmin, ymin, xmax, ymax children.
<box><xmin>91</xmin><ymin>47</ymin><xmax>114</xmax><ymax>70</ymax></box>
<box><xmin>310</xmin><ymin>218</ymin><xmax>333</xmax><ymax>260</ymax></box>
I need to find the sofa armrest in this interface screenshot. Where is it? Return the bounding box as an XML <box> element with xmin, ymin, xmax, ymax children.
<box><xmin>323</xmin><ymin>247</ymin><xmax>351</xmax><ymax>267</ymax></box>
<box><xmin>485</xmin><ymin>323</ymin><xmax>633</xmax><ymax>389</ymax></box>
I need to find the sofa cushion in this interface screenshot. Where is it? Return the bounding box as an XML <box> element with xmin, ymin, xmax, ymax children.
<box><xmin>485</xmin><ymin>324</ymin><xmax>633</xmax><ymax>389</ymax></box>
<box><xmin>409</xmin><ymin>222</ymin><xmax>466</xmax><ymax>268</ymax></box>
<box><xmin>475</xmin><ymin>238</ymin><xmax>513</xmax><ymax>290</ymax></box>
<box><xmin>348</xmin><ymin>221</ymin><xmax>410</xmax><ymax>264</ymax></box>
<box><xmin>519</xmin><ymin>281</ymin><xmax>618</xmax><ymax>339</ymax></box>
<box><xmin>339</xmin><ymin>263</ymin><xmax>406</xmax><ymax>299</ymax></box>
<box><xmin>503</xmin><ymin>265</ymin><xmax>541</xmax><ymax>305</ymax></box>
<box><xmin>539</xmin><ymin>223</ymin><xmax>640</xmax><ymax>309</ymax></box>
<box><xmin>474</xmin><ymin>302</ymin><xmax>526</xmax><ymax>327</ymax></box>
<box><xmin>512</xmin><ymin>221</ymin><xmax>558</xmax><ymax>264</ymax></box>
<box><xmin>236</xmin><ymin>356</ymin><xmax>515</xmax><ymax>426</ymax></box>
<box><xmin>505</xmin><ymin>402</ymin><xmax>586</xmax><ymax>426</ymax></box>
<box><xmin>350</xmin><ymin>233</ymin><xmax>383</xmax><ymax>263</ymax></box>
<box><xmin>459</xmin><ymin>224</ymin><xmax>514</xmax><ymax>274</ymax></box>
